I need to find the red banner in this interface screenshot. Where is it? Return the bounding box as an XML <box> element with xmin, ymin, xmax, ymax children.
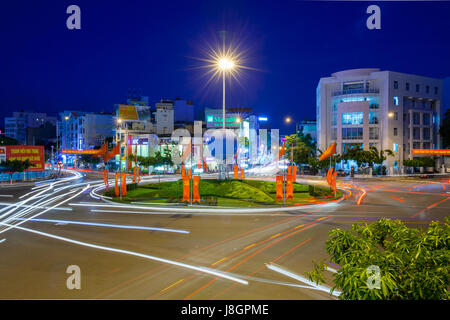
<box><xmin>276</xmin><ymin>175</ymin><xmax>283</xmax><ymax>200</ymax></box>
<box><xmin>104</xmin><ymin>170</ymin><xmax>108</xmax><ymax>189</ymax></box>
<box><xmin>192</xmin><ymin>176</ymin><xmax>201</xmax><ymax>204</ymax></box>
<box><xmin>286</xmin><ymin>175</ymin><xmax>294</xmax><ymax>200</ymax></box>
<box><xmin>3</xmin><ymin>145</ymin><xmax>45</xmax><ymax>171</ymax></box>
<box><xmin>319</xmin><ymin>142</ymin><xmax>336</xmax><ymax>161</ymax></box>
<box><xmin>292</xmin><ymin>166</ymin><xmax>297</xmax><ymax>182</ymax></box>
<box><xmin>412</xmin><ymin>149</ymin><xmax>450</xmax><ymax>155</ymax></box>
<box><xmin>115</xmin><ymin>173</ymin><xmax>119</xmax><ymax>197</ymax></box>
<box><xmin>240</xmin><ymin>168</ymin><xmax>245</xmax><ymax>179</ymax></box>
<box><xmin>104</xmin><ymin>144</ymin><xmax>120</xmax><ymax>162</ymax></box>
<box><xmin>234</xmin><ymin>165</ymin><xmax>239</xmax><ymax>179</ymax></box>
<box><xmin>182</xmin><ymin>176</ymin><xmax>190</xmax><ymax>202</ymax></box>
<box><xmin>121</xmin><ymin>172</ymin><xmax>127</xmax><ymax>196</ymax></box>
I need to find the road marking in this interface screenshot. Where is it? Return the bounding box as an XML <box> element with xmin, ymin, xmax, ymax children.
<box><xmin>211</xmin><ymin>258</ymin><xmax>227</xmax><ymax>266</ymax></box>
<box><xmin>0</xmin><ymin>195</ymin><xmax>13</xmax><ymax>198</ymax></box>
<box><xmin>160</xmin><ymin>279</ymin><xmax>185</xmax><ymax>293</ymax></box>
<box><xmin>244</xmin><ymin>244</ymin><xmax>255</xmax><ymax>250</ymax></box>
<box><xmin>0</xmin><ymin>238</ymin><xmax>5</xmax><ymax>243</ymax></box>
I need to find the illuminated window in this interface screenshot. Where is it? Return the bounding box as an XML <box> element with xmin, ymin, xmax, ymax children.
<box><xmin>369</xmin><ymin>112</ymin><xmax>379</xmax><ymax>124</ymax></box>
<box><xmin>393</xmin><ymin>143</ymin><xmax>398</xmax><ymax>152</ymax></box>
<box><xmin>342</xmin><ymin>127</ymin><xmax>363</xmax><ymax>140</ymax></box>
<box><xmin>342</xmin><ymin>112</ymin><xmax>363</xmax><ymax>125</ymax></box>
<box><xmin>393</xmin><ymin>96</ymin><xmax>399</xmax><ymax>106</ymax></box>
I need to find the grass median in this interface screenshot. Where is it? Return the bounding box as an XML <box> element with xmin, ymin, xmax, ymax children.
<box><xmin>105</xmin><ymin>179</ymin><xmax>342</xmax><ymax>207</ymax></box>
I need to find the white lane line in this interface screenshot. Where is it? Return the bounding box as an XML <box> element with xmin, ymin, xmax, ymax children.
<box><xmin>90</xmin><ymin>209</ymin><xmax>296</xmax><ymax>217</ymax></box>
<box><xmin>0</xmin><ymin>238</ymin><xmax>5</xmax><ymax>243</ymax></box>
<box><xmin>0</xmin><ymin>222</ymin><xmax>247</xmax><ymax>285</ymax></box>
<box><xmin>13</xmin><ymin>218</ymin><xmax>190</xmax><ymax>234</ymax></box>
<box><xmin>0</xmin><ymin>195</ymin><xmax>13</xmax><ymax>198</ymax></box>
<box><xmin>266</xmin><ymin>263</ymin><xmax>341</xmax><ymax>297</ymax></box>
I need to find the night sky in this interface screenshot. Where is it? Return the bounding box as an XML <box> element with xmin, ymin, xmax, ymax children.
<box><xmin>1</xmin><ymin>0</ymin><xmax>450</xmax><ymax>134</ymax></box>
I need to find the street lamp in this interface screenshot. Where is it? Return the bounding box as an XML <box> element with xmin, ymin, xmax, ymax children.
<box><xmin>284</xmin><ymin>116</ymin><xmax>298</xmax><ymax>134</ymax></box>
<box><xmin>217</xmin><ymin>57</ymin><xmax>235</xmax><ymax>129</ymax></box>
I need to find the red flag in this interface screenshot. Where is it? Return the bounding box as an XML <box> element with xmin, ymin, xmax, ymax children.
<box><xmin>276</xmin><ymin>175</ymin><xmax>283</xmax><ymax>200</ymax></box>
<box><xmin>192</xmin><ymin>176</ymin><xmax>201</xmax><ymax>204</ymax></box>
<box><xmin>182</xmin><ymin>176</ymin><xmax>190</xmax><ymax>202</ymax></box>
<box><xmin>319</xmin><ymin>142</ymin><xmax>337</xmax><ymax>161</ymax></box>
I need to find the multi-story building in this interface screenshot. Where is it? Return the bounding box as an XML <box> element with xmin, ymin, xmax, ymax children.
<box><xmin>317</xmin><ymin>68</ymin><xmax>443</xmax><ymax>171</ymax></box>
<box><xmin>4</xmin><ymin>111</ymin><xmax>57</xmax><ymax>144</ymax></box>
<box><xmin>155</xmin><ymin>101</ymin><xmax>174</xmax><ymax>135</ymax></box>
<box><xmin>58</xmin><ymin>111</ymin><xmax>114</xmax><ymax>151</ymax></box>
<box><xmin>298</xmin><ymin>120</ymin><xmax>317</xmax><ymax>142</ymax></box>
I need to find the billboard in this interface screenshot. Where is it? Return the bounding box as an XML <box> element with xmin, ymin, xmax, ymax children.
<box><xmin>118</xmin><ymin>104</ymin><xmax>151</xmax><ymax>121</ymax></box>
<box><xmin>205</xmin><ymin>110</ymin><xmax>241</xmax><ymax>129</ymax></box>
<box><xmin>412</xmin><ymin>149</ymin><xmax>450</xmax><ymax>155</ymax></box>
<box><xmin>2</xmin><ymin>145</ymin><xmax>45</xmax><ymax>171</ymax></box>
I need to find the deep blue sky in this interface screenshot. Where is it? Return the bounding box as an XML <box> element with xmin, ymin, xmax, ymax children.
<box><xmin>1</xmin><ymin>0</ymin><xmax>450</xmax><ymax>134</ymax></box>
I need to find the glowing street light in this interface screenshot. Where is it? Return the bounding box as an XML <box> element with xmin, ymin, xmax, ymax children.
<box><xmin>217</xmin><ymin>56</ymin><xmax>236</xmax><ymax>129</ymax></box>
<box><xmin>388</xmin><ymin>112</ymin><xmax>394</xmax><ymax>118</ymax></box>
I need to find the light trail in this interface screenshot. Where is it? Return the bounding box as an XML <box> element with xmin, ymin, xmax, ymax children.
<box><xmin>0</xmin><ymin>185</ymin><xmax>89</xmax><ymax>235</ymax></box>
<box><xmin>0</xmin><ymin>202</ymin><xmax>72</xmax><ymax>211</ymax></box>
<box><xmin>12</xmin><ymin>218</ymin><xmax>190</xmax><ymax>234</ymax></box>
<box><xmin>0</xmin><ymin>222</ymin><xmax>248</xmax><ymax>285</ymax></box>
<box><xmin>266</xmin><ymin>263</ymin><xmax>341</xmax><ymax>297</ymax></box>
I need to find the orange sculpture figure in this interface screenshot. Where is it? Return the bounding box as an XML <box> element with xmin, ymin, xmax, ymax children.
<box><xmin>331</xmin><ymin>171</ymin><xmax>337</xmax><ymax>192</ymax></box>
<box><xmin>192</xmin><ymin>176</ymin><xmax>201</xmax><ymax>204</ymax></box>
<box><xmin>288</xmin><ymin>166</ymin><xmax>292</xmax><ymax>175</ymax></box>
<box><xmin>104</xmin><ymin>169</ymin><xmax>108</xmax><ymax>189</ymax></box>
<box><xmin>319</xmin><ymin>142</ymin><xmax>336</xmax><ymax>161</ymax></box>
<box><xmin>276</xmin><ymin>175</ymin><xmax>283</xmax><ymax>200</ymax></box>
<box><xmin>286</xmin><ymin>175</ymin><xmax>294</xmax><ymax>199</ymax></box>
<box><xmin>292</xmin><ymin>166</ymin><xmax>297</xmax><ymax>182</ymax></box>
<box><xmin>114</xmin><ymin>172</ymin><xmax>119</xmax><ymax>197</ymax></box>
<box><xmin>121</xmin><ymin>172</ymin><xmax>127</xmax><ymax>196</ymax></box>
<box><xmin>240</xmin><ymin>168</ymin><xmax>245</xmax><ymax>179</ymax></box>
<box><xmin>181</xmin><ymin>165</ymin><xmax>185</xmax><ymax>178</ymax></box>
<box><xmin>234</xmin><ymin>165</ymin><xmax>239</xmax><ymax>179</ymax></box>
<box><xmin>182</xmin><ymin>176</ymin><xmax>190</xmax><ymax>202</ymax></box>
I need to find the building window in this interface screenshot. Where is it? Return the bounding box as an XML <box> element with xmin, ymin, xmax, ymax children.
<box><xmin>393</xmin><ymin>143</ymin><xmax>399</xmax><ymax>152</ymax></box>
<box><xmin>412</xmin><ymin>100</ymin><xmax>416</xmax><ymax>108</ymax></box>
<box><xmin>369</xmin><ymin>112</ymin><xmax>379</xmax><ymax>124</ymax></box>
<box><xmin>393</xmin><ymin>128</ymin><xmax>398</xmax><ymax>136</ymax></box>
<box><xmin>413</xmin><ymin>127</ymin><xmax>420</xmax><ymax>140</ymax></box>
<box><xmin>422</xmin><ymin>101</ymin><xmax>427</xmax><ymax>109</ymax></box>
<box><xmin>416</xmin><ymin>84</ymin><xmax>420</xmax><ymax>92</ymax></box>
<box><xmin>413</xmin><ymin>112</ymin><xmax>420</xmax><ymax>125</ymax></box>
<box><xmin>434</xmin><ymin>87</ymin><xmax>438</xmax><ymax>94</ymax></box>
<box><xmin>426</xmin><ymin>85</ymin><xmax>430</xmax><ymax>94</ymax></box>
<box><xmin>423</xmin><ymin>142</ymin><xmax>430</xmax><ymax>149</ymax></box>
<box><xmin>406</xmin><ymin>82</ymin><xmax>410</xmax><ymax>91</ymax></box>
<box><xmin>423</xmin><ymin>113</ymin><xmax>430</xmax><ymax>126</ymax></box>
<box><xmin>369</xmin><ymin>127</ymin><xmax>379</xmax><ymax>140</ymax></box>
<box><xmin>394</xmin><ymin>112</ymin><xmax>398</xmax><ymax>120</ymax></box>
<box><xmin>331</xmin><ymin>113</ymin><xmax>337</xmax><ymax>126</ymax></box>
<box><xmin>393</xmin><ymin>96</ymin><xmax>399</xmax><ymax>106</ymax></box>
<box><xmin>369</xmin><ymin>102</ymin><xmax>379</xmax><ymax>109</ymax></box>
<box><xmin>342</xmin><ymin>127</ymin><xmax>363</xmax><ymax>140</ymax></box>
<box><xmin>394</xmin><ymin>81</ymin><xmax>398</xmax><ymax>89</ymax></box>
<box><xmin>331</xmin><ymin>128</ymin><xmax>337</xmax><ymax>140</ymax></box>
<box><xmin>342</xmin><ymin>112</ymin><xmax>363</xmax><ymax>125</ymax></box>
<box><xmin>423</xmin><ymin>128</ymin><xmax>430</xmax><ymax>140</ymax></box>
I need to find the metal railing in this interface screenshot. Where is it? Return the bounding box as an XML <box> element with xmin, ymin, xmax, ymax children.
<box><xmin>332</xmin><ymin>88</ymin><xmax>380</xmax><ymax>96</ymax></box>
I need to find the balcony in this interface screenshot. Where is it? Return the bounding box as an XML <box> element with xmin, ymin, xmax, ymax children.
<box><xmin>332</xmin><ymin>88</ymin><xmax>380</xmax><ymax>97</ymax></box>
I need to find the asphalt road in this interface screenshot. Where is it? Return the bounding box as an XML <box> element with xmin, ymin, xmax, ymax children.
<box><xmin>0</xmin><ymin>170</ymin><xmax>448</xmax><ymax>299</ymax></box>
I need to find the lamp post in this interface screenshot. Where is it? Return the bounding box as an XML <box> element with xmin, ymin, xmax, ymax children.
<box><xmin>117</xmin><ymin>118</ymin><xmax>123</xmax><ymax>200</ymax></box>
<box><xmin>217</xmin><ymin>57</ymin><xmax>235</xmax><ymax>179</ymax></box>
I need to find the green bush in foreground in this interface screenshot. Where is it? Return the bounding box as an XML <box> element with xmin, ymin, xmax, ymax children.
<box><xmin>308</xmin><ymin>218</ymin><xmax>450</xmax><ymax>300</ymax></box>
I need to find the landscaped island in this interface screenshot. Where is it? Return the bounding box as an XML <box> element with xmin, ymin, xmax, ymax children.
<box><xmin>104</xmin><ymin>179</ymin><xmax>342</xmax><ymax>207</ymax></box>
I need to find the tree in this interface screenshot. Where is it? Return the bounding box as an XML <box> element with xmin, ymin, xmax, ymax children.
<box><xmin>308</xmin><ymin>218</ymin><xmax>450</xmax><ymax>300</ymax></box>
<box><xmin>439</xmin><ymin>109</ymin><xmax>450</xmax><ymax>148</ymax></box>
<box><xmin>404</xmin><ymin>157</ymin><xmax>435</xmax><ymax>168</ymax></box>
<box><xmin>2</xmin><ymin>159</ymin><xmax>33</xmax><ymax>182</ymax></box>
<box><xmin>285</xmin><ymin>134</ymin><xmax>315</xmax><ymax>165</ymax></box>
<box><xmin>0</xmin><ymin>135</ymin><xmax>18</xmax><ymax>146</ymax></box>
<box><xmin>340</xmin><ymin>146</ymin><xmax>393</xmax><ymax>173</ymax></box>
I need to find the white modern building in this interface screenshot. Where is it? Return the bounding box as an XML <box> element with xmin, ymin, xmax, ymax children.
<box><xmin>317</xmin><ymin>68</ymin><xmax>443</xmax><ymax>172</ymax></box>
<box><xmin>155</xmin><ymin>101</ymin><xmax>174</xmax><ymax>135</ymax></box>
